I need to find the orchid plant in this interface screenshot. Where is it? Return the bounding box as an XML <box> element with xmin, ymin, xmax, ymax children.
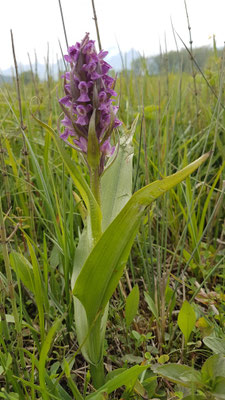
<box><xmin>34</xmin><ymin>33</ymin><xmax>209</xmax><ymax>396</ymax></box>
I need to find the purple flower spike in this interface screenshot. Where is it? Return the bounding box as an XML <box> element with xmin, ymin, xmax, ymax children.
<box><xmin>58</xmin><ymin>33</ymin><xmax>122</xmax><ymax>174</ymax></box>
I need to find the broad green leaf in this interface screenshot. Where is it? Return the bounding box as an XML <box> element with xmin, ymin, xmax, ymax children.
<box><xmin>152</xmin><ymin>364</ymin><xmax>203</xmax><ymax>387</ymax></box>
<box><xmin>101</xmin><ymin>118</ymin><xmax>137</xmax><ymax>230</ymax></box>
<box><xmin>71</xmin><ymin>217</ymin><xmax>105</xmax><ymax>365</ymax></box>
<box><xmin>144</xmin><ymin>292</ymin><xmax>159</xmax><ymax>321</ymax></box>
<box><xmin>177</xmin><ymin>300</ymin><xmax>196</xmax><ymax>344</ymax></box>
<box><xmin>86</xmin><ymin>365</ymin><xmax>148</xmax><ymax>399</ymax></box>
<box><xmin>32</xmin><ymin>115</ymin><xmax>102</xmax><ymax>243</ymax></box>
<box><xmin>10</xmin><ymin>251</ymin><xmax>35</xmax><ymax>294</ymax></box>
<box><xmin>212</xmin><ymin>378</ymin><xmax>225</xmax><ymax>399</ymax></box>
<box><xmin>203</xmin><ymin>336</ymin><xmax>225</xmax><ymax>355</ymax></box>
<box><xmin>201</xmin><ymin>354</ymin><xmax>225</xmax><ymax>382</ymax></box>
<box><xmin>105</xmin><ymin>368</ymin><xmax>126</xmax><ymax>382</ymax></box>
<box><xmin>74</xmin><ymin>153</ymin><xmax>209</xmax><ymax>325</ymax></box>
<box><xmin>125</xmin><ymin>285</ymin><xmax>140</xmax><ymax>327</ymax></box>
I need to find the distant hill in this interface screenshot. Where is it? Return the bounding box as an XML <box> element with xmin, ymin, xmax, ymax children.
<box><xmin>0</xmin><ymin>48</ymin><xmax>140</xmax><ymax>82</ymax></box>
<box><xmin>0</xmin><ymin>63</ymin><xmax>59</xmax><ymax>81</ymax></box>
<box><xmin>106</xmin><ymin>49</ymin><xmax>140</xmax><ymax>71</ymax></box>
<box><xmin>0</xmin><ymin>46</ymin><xmax>221</xmax><ymax>83</ymax></box>
<box><xmin>131</xmin><ymin>45</ymin><xmax>222</xmax><ymax>75</ymax></box>
<box><xmin>0</xmin><ymin>74</ymin><xmax>12</xmax><ymax>84</ymax></box>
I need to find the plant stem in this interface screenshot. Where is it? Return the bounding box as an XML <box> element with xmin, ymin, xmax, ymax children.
<box><xmin>89</xmin><ymin>167</ymin><xmax>104</xmax><ymax>387</ymax></box>
<box><xmin>89</xmin><ymin>167</ymin><xmax>102</xmax><ymax>246</ymax></box>
<box><xmin>90</xmin><ymin>361</ymin><xmax>105</xmax><ymax>389</ymax></box>
<box><xmin>90</xmin><ymin>167</ymin><xmax>101</xmax><ymax>208</ymax></box>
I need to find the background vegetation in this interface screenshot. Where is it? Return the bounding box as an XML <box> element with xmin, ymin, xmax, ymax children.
<box><xmin>0</xmin><ymin>34</ymin><xmax>224</xmax><ymax>399</ymax></box>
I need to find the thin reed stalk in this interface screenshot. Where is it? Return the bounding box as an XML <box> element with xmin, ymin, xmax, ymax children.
<box><xmin>91</xmin><ymin>0</ymin><xmax>102</xmax><ymax>51</ymax></box>
<box><xmin>58</xmin><ymin>0</ymin><xmax>69</xmax><ymax>48</ymax></box>
<box><xmin>184</xmin><ymin>0</ymin><xmax>199</xmax><ymax>119</ymax></box>
<box><xmin>0</xmin><ymin>133</ymin><xmax>11</xmax><ymax>208</ymax></box>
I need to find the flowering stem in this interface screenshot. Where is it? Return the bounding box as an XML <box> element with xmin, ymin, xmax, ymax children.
<box><xmin>90</xmin><ymin>167</ymin><xmax>102</xmax><ymax>244</ymax></box>
<box><xmin>90</xmin><ymin>167</ymin><xmax>101</xmax><ymax>208</ymax></box>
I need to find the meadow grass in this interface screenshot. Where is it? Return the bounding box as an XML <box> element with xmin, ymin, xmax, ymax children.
<box><xmin>0</xmin><ymin>44</ymin><xmax>224</xmax><ymax>399</ymax></box>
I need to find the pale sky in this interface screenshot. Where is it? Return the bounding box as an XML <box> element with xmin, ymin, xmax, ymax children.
<box><xmin>1</xmin><ymin>0</ymin><xmax>225</xmax><ymax>71</ymax></box>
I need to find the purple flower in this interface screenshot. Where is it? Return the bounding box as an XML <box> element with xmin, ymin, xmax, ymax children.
<box><xmin>64</xmin><ymin>43</ymin><xmax>80</xmax><ymax>63</ymax></box>
<box><xmin>59</xmin><ymin>95</ymin><xmax>71</xmax><ymax>107</ymax></box>
<box><xmin>74</xmin><ymin>137</ymin><xmax>88</xmax><ymax>152</ymax></box>
<box><xmin>76</xmin><ymin>105</ymin><xmax>91</xmax><ymax>125</ymax></box>
<box><xmin>100</xmin><ymin>138</ymin><xmax>115</xmax><ymax>156</ymax></box>
<box><xmin>60</xmin><ymin>128</ymin><xmax>75</xmax><ymax>140</ymax></box>
<box><xmin>58</xmin><ymin>33</ymin><xmax>122</xmax><ymax>174</ymax></box>
<box><xmin>61</xmin><ymin>115</ymin><xmax>73</xmax><ymax>128</ymax></box>
<box><xmin>77</xmin><ymin>81</ymin><xmax>90</xmax><ymax>102</ymax></box>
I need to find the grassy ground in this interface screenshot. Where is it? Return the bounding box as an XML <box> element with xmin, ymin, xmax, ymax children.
<box><xmin>0</xmin><ymin>47</ymin><xmax>224</xmax><ymax>399</ymax></box>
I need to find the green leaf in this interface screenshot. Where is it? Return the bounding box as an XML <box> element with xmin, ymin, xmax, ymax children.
<box><xmin>177</xmin><ymin>300</ymin><xmax>196</xmax><ymax>344</ymax></box>
<box><xmin>74</xmin><ymin>153</ymin><xmax>209</xmax><ymax>326</ymax></box>
<box><xmin>153</xmin><ymin>363</ymin><xmax>203</xmax><ymax>387</ymax></box>
<box><xmin>125</xmin><ymin>285</ymin><xmax>140</xmax><ymax>327</ymax></box>
<box><xmin>10</xmin><ymin>251</ymin><xmax>35</xmax><ymax>294</ymax></box>
<box><xmin>86</xmin><ymin>365</ymin><xmax>148</xmax><ymax>399</ymax></box>
<box><xmin>203</xmin><ymin>336</ymin><xmax>225</xmax><ymax>355</ymax></box>
<box><xmin>101</xmin><ymin>120</ymin><xmax>137</xmax><ymax>230</ymax></box>
<box><xmin>144</xmin><ymin>292</ymin><xmax>159</xmax><ymax>321</ymax></box>
<box><xmin>39</xmin><ymin>317</ymin><xmax>62</xmax><ymax>399</ymax></box>
<box><xmin>201</xmin><ymin>354</ymin><xmax>225</xmax><ymax>382</ymax></box>
<box><xmin>212</xmin><ymin>378</ymin><xmax>225</xmax><ymax>399</ymax></box>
